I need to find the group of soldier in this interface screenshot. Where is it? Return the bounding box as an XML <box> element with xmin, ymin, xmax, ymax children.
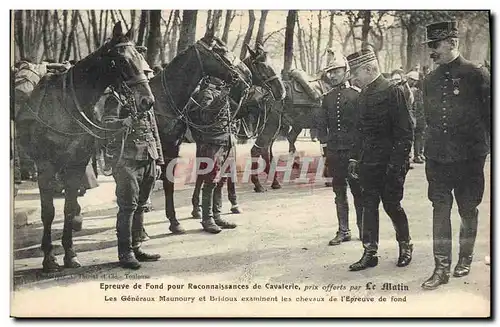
<box><xmin>317</xmin><ymin>21</ymin><xmax>490</xmax><ymax>290</ymax></box>
<box><xmin>12</xmin><ymin>20</ymin><xmax>490</xmax><ymax>291</ymax></box>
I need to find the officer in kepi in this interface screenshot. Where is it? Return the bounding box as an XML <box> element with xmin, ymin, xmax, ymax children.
<box><xmin>346</xmin><ymin>48</ymin><xmax>414</xmax><ymax>271</ymax></box>
<box><xmin>315</xmin><ymin>48</ymin><xmax>363</xmax><ymax>246</ymax></box>
<box><xmin>102</xmin><ymin>56</ymin><xmax>162</xmax><ymax>270</ymax></box>
<box><xmin>420</xmin><ymin>21</ymin><xmax>491</xmax><ymax>290</ymax></box>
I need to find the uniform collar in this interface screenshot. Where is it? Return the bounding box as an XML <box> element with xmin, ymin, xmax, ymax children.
<box><xmin>438</xmin><ymin>54</ymin><xmax>464</xmax><ymax>72</ymax></box>
<box><xmin>363</xmin><ymin>74</ymin><xmax>386</xmax><ymax>94</ymax></box>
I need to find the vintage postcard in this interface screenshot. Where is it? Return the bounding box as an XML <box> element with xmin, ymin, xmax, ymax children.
<box><xmin>10</xmin><ymin>9</ymin><xmax>491</xmax><ymax>318</ymax></box>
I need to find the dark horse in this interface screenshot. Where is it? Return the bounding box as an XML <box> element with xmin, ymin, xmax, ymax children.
<box><xmin>241</xmin><ymin>70</ymin><xmax>334</xmax><ymax>192</ymax></box>
<box><xmin>188</xmin><ymin>44</ymin><xmax>286</xmax><ymax>216</ymax></box>
<box><xmin>15</xmin><ymin>22</ymin><xmax>154</xmax><ymax>272</ymax></box>
<box><xmin>148</xmin><ymin>27</ymin><xmax>253</xmax><ymax>233</ymax></box>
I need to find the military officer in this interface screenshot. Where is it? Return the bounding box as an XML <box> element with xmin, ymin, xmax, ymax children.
<box><xmin>315</xmin><ymin>49</ymin><xmax>363</xmax><ymax>246</ymax></box>
<box><xmin>102</xmin><ymin>77</ymin><xmax>163</xmax><ymax>270</ymax></box>
<box><xmin>420</xmin><ymin>21</ymin><xmax>491</xmax><ymax>290</ymax></box>
<box><xmin>346</xmin><ymin>48</ymin><xmax>414</xmax><ymax>271</ymax></box>
<box><xmin>188</xmin><ymin>76</ymin><xmax>237</xmax><ymax>234</ymax></box>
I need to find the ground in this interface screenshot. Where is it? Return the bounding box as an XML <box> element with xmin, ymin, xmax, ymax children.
<box><xmin>10</xmin><ymin>139</ymin><xmax>491</xmax><ymax>318</ymax></box>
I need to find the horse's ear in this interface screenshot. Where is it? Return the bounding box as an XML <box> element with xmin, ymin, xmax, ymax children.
<box><xmin>112</xmin><ymin>21</ymin><xmax>124</xmax><ymax>38</ymax></box>
<box><xmin>246</xmin><ymin>44</ymin><xmax>256</xmax><ymax>58</ymax></box>
<box><xmin>125</xmin><ymin>28</ymin><xmax>134</xmax><ymax>41</ymax></box>
<box><xmin>205</xmin><ymin>25</ymin><xmax>214</xmax><ymax>39</ymax></box>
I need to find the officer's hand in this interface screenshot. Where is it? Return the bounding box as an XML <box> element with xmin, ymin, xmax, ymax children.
<box><xmin>155</xmin><ymin>165</ymin><xmax>163</xmax><ymax>180</ymax></box>
<box><xmin>348</xmin><ymin>160</ymin><xmax>359</xmax><ymax>180</ymax></box>
<box><xmin>122</xmin><ymin>117</ymin><xmax>133</xmax><ymax>128</ymax></box>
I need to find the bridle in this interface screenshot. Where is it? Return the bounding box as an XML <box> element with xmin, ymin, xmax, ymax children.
<box><xmin>23</xmin><ymin>41</ymin><xmax>149</xmax><ymax>140</ymax></box>
<box><xmin>245</xmin><ymin>56</ymin><xmax>281</xmax><ymax>101</ymax></box>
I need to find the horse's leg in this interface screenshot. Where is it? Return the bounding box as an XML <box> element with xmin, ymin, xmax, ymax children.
<box><xmin>37</xmin><ymin>161</ymin><xmax>61</xmax><ymax>272</ymax></box>
<box><xmin>162</xmin><ymin>147</ymin><xmax>185</xmax><ymax>234</ymax></box>
<box><xmin>250</xmin><ymin>145</ymin><xmax>266</xmax><ymax>193</ymax></box>
<box><xmin>61</xmin><ymin>165</ymin><xmax>86</xmax><ymax>268</ymax></box>
<box><xmin>227</xmin><ymin>177</ymin><xmax>241</xmax><ymax>213</ymax></box>
<box><xmin>269</xmin><ymin>140</ymin><xmax>282</xmax><ymax>189</ymax></box>
<box><xmin>288</xmin><ymin>125</ymin><xmax>302</xmax><ymax>170</ymax></box>
<box><xmin>191</xmin><ymin>174</ymin><xmax>203</xmax><ymax>219</ymax></box>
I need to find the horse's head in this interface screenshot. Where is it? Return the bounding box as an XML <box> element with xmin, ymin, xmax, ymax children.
<box><xmin>195</xmin><ymin>26</ymin><xmax>252</xmax><ymax>89</ymax></box>
<box><xmin>243</xmin><ymin>44</ymin><xmax>286</xmax><ymax>101</ymax></box>
<box><xmin>97</xmin><ymin>22</ymin><xmax>154</xmax><ymax>113</ymax></box>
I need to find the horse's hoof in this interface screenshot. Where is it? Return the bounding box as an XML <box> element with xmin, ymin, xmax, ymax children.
<box><xmin>64</xmin><ymin>256</ymin><xmax>82</xmax><ymax>269</ymax></box>
<box><xmin>72</xmin><ymin>215</ymin><xmax>83</xmax><ymax>232</ymax></box>
<box><xmin>254</xmin><ymin>186</ymin><xmax>267</xmax><ymax>193</ymax></box>
<box><xmin>42</xmin><ymin>255</ymin><xmax>61</xmax><ymax>273</ymax></box>
<box><xmin>271</xmin><ymin>183</ymin><xmax>282</xmax><ymax>190</ymax></box>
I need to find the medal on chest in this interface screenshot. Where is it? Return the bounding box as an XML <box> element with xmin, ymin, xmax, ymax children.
<box><xmin>452</xmin><ymin>78</ymin><xmax>461</xmax><ymax>95</ymax></box>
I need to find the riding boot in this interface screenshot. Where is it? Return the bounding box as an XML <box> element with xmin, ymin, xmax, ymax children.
<box><xmin>422</xmin><ymin>255</ymin><xmax>451</xmax><ymax>290</ymax></box>
<box><xmin>117</xmin><ymin>208</ymin><xmax>141</xmax><ymax>269</ymax></box>
<box><xmin>454</xmin><ymin>208</ymin><xmax>478</xmax><ymax>277</ymax></box>
<box><xmin>329</xmin><ymin>201</ymin><xmax>351</xmax><ymax>246</ymax></box>
<box><xmin>201</xmin><ymin>181</ymin><xmax>221</xmax><ymax>234</ymax></box>
<box><xmin>131</xmin><ymin>231</ymin><xmax>160</xmax><ymax>262</ymax></box>
<box><xmin>349</xmin><ymin>250</ymin><xmax>379</xmax><ymax>271</ymax></box>
<box><xmin>397</xmin><ymin>241</ymin><xmax>414</xmax><ymax>267</ymax></box>
<box><xmin>213</xmin><ymin>183</ymin><xmax>237</xmax><ymax>229</ymax></box>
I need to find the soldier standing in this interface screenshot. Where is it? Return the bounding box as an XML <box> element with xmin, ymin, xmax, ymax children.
<box><xmin>102</xmin><ymin>81</ymin><xmax>162</xmax><ymax>270</ymax></box>
<box><xmin>406</xmin><ymin>71</ymin><xmax>426</xmax><ymax>164</ymax></box>
<box><xmin>346</xmin><ymin>48</ymin><xmax>414</xmax><ymax>271</ymax></box>
<box><xmin>315</xmin><ymin>49</ymin><xmax>363</xmax><ymax>246</ymax></box>
<box><xmin>420</xmin><ymin>22</ymin><xmax>491</xmax><ymax>290</ymax></box>
<box><xmin>188</xmin><ymin>77</ymin><xmax>238</xmax><ymax>234</ymax></box>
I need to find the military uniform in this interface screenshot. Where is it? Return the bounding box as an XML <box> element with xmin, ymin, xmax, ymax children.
<box><xmin>347</xmin><ymin>48</ymin><xmax>414</xmax><ymax>271</ymax></box>
<box><xmin>420</xmin><ymin>22</ymin><xmax>491</xmax><ymax>290</ymax></box>
<box><xmin>411</xmin><ymin>85</ymin><xmax>425</xmax><ymax>162</ymax></box>
<box><xmin>188</xmin><ymin>77</ymin><xmax>237</xmax><ymax>234</ymax></box>
<box><xmin>103</xmin><ymin>95</ymin><xmax>164</xmax><ymax>269</ymax></box>
<box><xmin>316</xmin><ymin>81</ymin><xmax>363</xmax><ymax>244</ymax></box>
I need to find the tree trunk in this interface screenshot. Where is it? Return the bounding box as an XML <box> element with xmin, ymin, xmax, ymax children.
<box><xmin>296</xmin><ymin>17</ymin><xmax>307</xmax><ymax>71</ymax></box>
<box><xmin>308</xmin><ymin>17</ymin><xmax>315</xmax><ymax>73</ymax></box>
<box><xmin>160</xmin><ymin>11</ymin><xmax>173</xmax><ymax>64</ymax></box>
<box><xmin>399</xmin><ymin>22</ymin><xmax>406</xmax><ymax>70</ymax></box>
<box><xmin>212</xmin><ymin>10</ymin><xmax>223</xmax><ymax>35</ymax></box>
<box><xmin>64</xmin><ymin>10</ymin><xmax>79</xmax><ymax>61</ymax></box>
<box><xmin>146</xmin><ymin>10</ymin><xmax>161</xmax><ymax>68</ymax></box>
<box><xmin>89</xmin><ymin>10</ymin><xmax>100</xmax><ymax>49</ymax></box>
<box><xmin>360</xmin><ymin>10</ymin><xmax>371</xmax><ymax>46</ymax></box>
<box><xmin>316</xmin><ymin>10</ymin><xmax>322</xmax><ymax>71</ymax></box>
<box><xmin>58</xmin><ymin>10</ymin><xmax>68</xmax><ymax>62</ymax></box>
<box><xmin>137</xmin><ymin>10</ymin><xmax>148</xmax><ymax>46</ymax></box>
<box><xmin>169</xmin><ymin>10</ymin><xmax>180</xmax><ymax>61</ymax></box>
<box><xmin>78</xmin><ymin>11</ymin><xmax>91</xmax><ymax>54</ymax></box>
<box><xmin>240</xmin><ymin>10</ymin><xmax>255</xmax><ymax>60</ymax></box>
<box><xmin>405</xmin><ymin>24</ymin><xmax>416</xmax><ymax>71</ymax></box>
<box><xmin>326</xmin><ymin>11</ymin><xmax>334</xmax><ymax>65</ymax></box>
<box><xmin>14</xmin><ymin>10</ymin><xmax>24</xmax><ymax>60</ymax></box>
<box><xmin>221</xmin><ymin>10</ymin><xmax>233</xmax><ymax>44</ymax></box>
<box><xmin>206</xmin><ymin>10</ymin><xmax>213</xmax><ymax>30</ymax></box>
<box><xmin>463</xmin><ymin>26</ymin><xmax>473</xmax><ymax>59</ymax></box>
<box><xmin>53</xmin><ymin>10</ymin><xmax>59</xmax><ymax>60</ymax></box>
<box><xmin>177</xmin><ymin>10</ymin><xmax>198</xmax><ymax>54</ymax></box>
<box><xmin>283</xmin><ymin>10</ymin><xmax>297</xmax><ymax>78</ymax></box>
<box><xmin>255</xmin><ymin>10</ymin><xmax>268</xmax><ymax>46</ymax></box>
<box><xmin>130</xmin><ymin>10</ymin><xmax>136</xmax><ymax>34</ymax></box>
<box><xmin>102</xmin><ymin>10</ymin><xmax>109</xmax><ymax>44</ymax></box>
<box><xmin>42</xmin><ymin>11</ymin><xmax>51</xmax><ymax>60</ymax></box>
<box><xmin>118</xmin><ymin>10</ymin><xmax>129</xmax><ymax>30</ymax></box>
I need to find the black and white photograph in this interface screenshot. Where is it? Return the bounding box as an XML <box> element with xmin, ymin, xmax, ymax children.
<box><xmin>9</xmin><ymin>9</ymin><xmax>491</xmax><ymax>317</ymax></box>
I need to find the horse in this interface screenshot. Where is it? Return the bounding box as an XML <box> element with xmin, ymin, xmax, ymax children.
<box><xmin>148</xmin><ymin>26</ymin><xmax>254</xmax><ymax>233</ymax></box>
<box><xmin>188</xmin><ymin>44</ymin><xmax>286</xmax><ymax>216</ymax></box>
<box><xmin>237</xmin><ymin>69</ymin><xmax>334</xmax><ymax>192</ymax></box>
<box><xmin>15</xmin><ymin>22</ymin><xmax>155</xmax><ymax>273</ymax></box>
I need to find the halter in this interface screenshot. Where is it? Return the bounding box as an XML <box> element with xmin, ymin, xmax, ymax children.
<box><xmin>245</xmin><ymin>57</ymin><xmax>280</xmax><ymax>100</ymax></box>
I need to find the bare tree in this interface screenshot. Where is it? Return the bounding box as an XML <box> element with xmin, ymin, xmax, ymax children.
<box><xmin>64</xmin><ymin>10</ymin><xmax>79</xmax><ymax>61</ymax></box>
<box><xmin>326</xmin><ymin>11</ymin><xmax>335</xmax><ymax>65</ymax></box>
<box><xmin>212</xmin><ymin>10</ymin><xmax>223</xmax><ymax>35</ymax></box>
<box><xmin>137</xmin><ymin>10</ymin><xmax>148</xmax><ymax>46</ymax></box>
<box><xmin>58</xmin><ymin>10</ymin><xmax>69</xmax><ymax>62</ymax></box>
<box><xmin>283</xmin><ymin>10</ymin><xmax>298</xmax><ymax>78</ymax></box>
<box><xmin>146</xmin><ymin>10</ymin><xmax>161</xmax><ymax>67</ymax></box>
<box><xmin>177</xmin><ymin>10</ymin><xmax>198</xmax><ymax>54</ymax></box>
<box><xmin>316</xmin><ymin>10</ymin><xmax>322</xmax><ymax>71</ymax></box>
<box><xmin>221</xmin><ymin>10</ymin><xmax>234</xmax><ymax>44</ymax></box>
<box><xmin>295</xmin><ymin>16</ymin><xmax>307</xmax><ymax>71</ymax></box>
<box><xmin>255</xmin><ymin>10</ymin><xmax>269</xmax><ymax>46</ymax></box>
<box><xmin>240</xmin><ymin>10</ymin><xmax>255</xmax><ymax>60</ymax></box>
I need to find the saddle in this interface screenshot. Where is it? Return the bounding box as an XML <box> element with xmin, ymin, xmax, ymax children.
<box><xmin>285</xmin><ymin>69</ymin><xmax>325</xmax><ymax>107</ymax></box>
